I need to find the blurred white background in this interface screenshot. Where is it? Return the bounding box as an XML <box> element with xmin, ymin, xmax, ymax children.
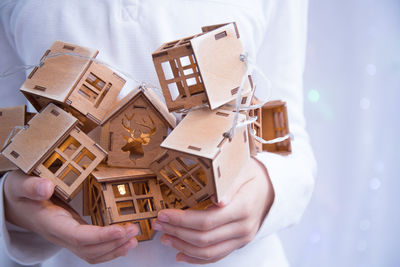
<box><xmin>280</xmin><ymin>0</ymin><xmax>400</xmax><ymax>267</ymax></box>
<box><xmin>1</xmin><ymin>0</ymin><xmax>399</xmax><ymax>266</ymax></box>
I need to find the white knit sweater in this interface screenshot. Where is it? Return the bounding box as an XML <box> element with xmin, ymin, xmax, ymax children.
<box><xmin>0</xmin><ymin>0</ymin><xmax>315</xmax><ymax>266</ymax></box>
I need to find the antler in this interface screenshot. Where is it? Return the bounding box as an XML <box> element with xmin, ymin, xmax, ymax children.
<box><xmin>121</xmin><ymin>113</ymin><xmax>136</xmax><ymax>137</ymax></box>
<box><xmin>135</xmin><ymin>116</ymin><xmax>156</xmax><ymax>137</ymax></box>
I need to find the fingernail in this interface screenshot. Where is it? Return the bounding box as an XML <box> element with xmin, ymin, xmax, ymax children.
<box><xmin>127</xmin><ymin>238</ymin><xmax>138</xmax><ymax>250</ymax></box>
<box><xmin>36</xmin><ymin>180</ymin><xmax>48</xmax><ymax>197</ymax></box>
<box><xmin>153</xmin><ymin>222</ymin><xmax>163</xmax><ymax>231</ymax></box>
<box><xmin>127</xmin><ymin>227</ymin><xmax>138</xmax><ymax>238</ymax></box>
<box><xmin>219</xmin><ymin>196</ymin><xmax>228</xmax><ymax>207</ymax></box>
<box><xmin>111</xmin><ymin>229</ymin><xmax>124</xmax><ymax>239</ymax></box>
<box><xmin>158</xmin><ymin>212</ymin><xmax>169</xmax><ymax>223</ymax></box>
<box><xmin>161</xmin><ymin>237</ymin><xmax>172</xmax><ymax>247</ymax></box>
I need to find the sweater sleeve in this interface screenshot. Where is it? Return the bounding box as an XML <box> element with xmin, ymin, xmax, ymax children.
<box><xmin>0</xmin><ymin>174</ymin><xmax>62</xmax><ymax>265</ymax></box>
<box><xmin>252</xmin><ymin>0</ymin><xmax>317</xmax><ymax>242</ymax></box>
<box><xmin>0</xmin><ymin>1</ymin><xmax>30</xmax><ymax>107</ymax></box>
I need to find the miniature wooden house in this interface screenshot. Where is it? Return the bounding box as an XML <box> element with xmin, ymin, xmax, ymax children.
<box><xmin>150</xmin><ymin>108</ymin><xmax>250</xmax><ymax>206</ymax></box>
<box><xmin>159</xmin><ymin>182</ymin><xmax>188</xmax><ymax>210</ymax></box>
<box><xmin>224</xmin><ymin>76</ymin><xmax>255</xmax><ymax>108</ymax></box>
<box><xmin>0</xmin><ymin>105</ymin><xmax>26</xmax><ymax>174</ymax></box>
<box><xmin>100</xmin><ymin>86</ymin><xmax>176</xmax><ymax>168</ymax></box>
<box><xmin>152</xmin><ymin>22</ymin><xmax>253</xmax><ymax>112</ymax></box>
<box><xmin>20</xmin><ymin>41</ymin><xmax>126</xmax><ymax>132</ymax></box>
<box><xmin>1</xmin><ymin>104</ymin><xmax>107</xmax><ymax>202</ymax></box>
<box><xmin>249</xmin><ymin>100</ymin><xmax>291</xmax><ymax>154</ymax></box>
<box><xmin>88</xmin><ymin>166</ymin><xmax>164</xmax><ymax>241</ymax></box>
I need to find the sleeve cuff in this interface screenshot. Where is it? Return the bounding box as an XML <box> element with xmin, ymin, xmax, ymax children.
<box><xmin>0</xmin><ymin>172</ymin><xmax>62</xmax><ymax>265</ymax></box>
<box><xmin>252</xmin><ymin>144</ymin><xmax>316</xmax><ymax>242</ymax></box>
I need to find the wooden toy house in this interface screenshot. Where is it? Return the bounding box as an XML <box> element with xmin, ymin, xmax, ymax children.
<box><xmin>150</xmin><ymin>108</ymin><xmax>250</xmax><ymax>207</ymax></box>
<box><xmin>152</xmin><ymin>22</ymin><xmax>253</xmax><ymax>112</ymax></box>
<box><xmin>88</xmin><ymin>166</ymin><xmax>164</xmax><ymax>241</ymax></box>
<box><xmin>20</xmin><ymin>41</ymin><xmax>126</xmax><ymax>132</ymax></box>
<box><xmin>248</xmin><ymin>97</ymin><xmax>263</xmax><ymax>153</ymax></box>
<box><xmin>159</xmin><ymin>181</ymin><xmax>213</xmax><ymax>210</ymax></box>
<box><xmin>159</xmin><ymin>182</ymin><xmax>188</xmax><ymax>210</ymax></box>
<box><xmin>224</xmin><ymin>76</ymin><xmax>255</xmax><ymax>108</ymax></box>
<box><xmin>100</xmin><ymin>86</ymin><xmax>176</xmax><ymax>168</ymax></box>
<box><xmin>1</xmin><ymin>104</ymin><xmax>107</xmax><ymax>202</ymax></box>
<box><xmin>0</xmin><ymin>105</ymin><xmax>26</xmax><ymax>174</ymax></box>
<box><xmin>249</xmin><ymin>100</ymin><xmax>291</xmax><ymax>154</ymax></box>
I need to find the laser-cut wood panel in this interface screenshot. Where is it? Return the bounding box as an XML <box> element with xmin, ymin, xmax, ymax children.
<box><xmin>0</xmin><ymin>105</ymin><xmax>26</xmax><ymax>174</ymax></box>
<box><xmin>152</xmin><ymin>22</ymin><xmax>252</xmax><ymax>112</ymax></box>
<box><xmin>160</xmin><ymin>181</ymin><xmax>214</xmax><ymax>210</ymax></box>
<box><xmin>250</xmin><ymin>100</ymin><xmax>291</xmax><ymax>155</ymax></box>
<box><xmin>100</xmin><ymin>86</ymin><xmax>176</xmax><ymax>168</ymax></box>
<box><xmin>151</xmin><ymin>150</ymin><xmax>214</xmax><ymax>207</ymax></box>
<box><xmin>20</xmin><ymin>41</ymin><xmax>126</xmax><ymax>133</ymax></box>
<box><xmin>248</xmin><ymin>97</ymin><xmax>263</xmax><ymax>154</ymax></box>
<box><xmin>1</xmin><ymin>104</ymin><xmax>107</xmax><ymax>202</ymax></box>
<box><xmin>88</xmin><ymin>166</ymin><xmax>163</xmax><ymax>241</ymax></box>
<box><xmin>151</xmin><ymin>108</ymin><xmax>250</xmax><ymax>205</ymax></box>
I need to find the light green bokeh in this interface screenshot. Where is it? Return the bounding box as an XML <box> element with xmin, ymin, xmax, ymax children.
<box><xmin>308</xmin><ymin>89</ymin><xmax>320</xmax><ymax>103</ymax></box>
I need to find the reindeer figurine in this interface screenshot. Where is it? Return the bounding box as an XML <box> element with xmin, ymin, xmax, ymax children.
<box><xmin>121</xmin><ymin>113</ymin><xmax>157</xmax><ymax>163</ymax></box>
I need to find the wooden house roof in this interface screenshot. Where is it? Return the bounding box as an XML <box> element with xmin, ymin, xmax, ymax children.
<box><xmin>21</xmin><ymin>41</ymin><xmax>98</xmax><ymax>103</ymax></box>
<box><xmin>160</xmin><ymin>108</ymin><xmax>246</xmax><ymax>160</ymax></box>
<box><xmin>92</xmin><ymin>165</ymin><xmax>155</xmax><ymax>183</ymax></box>
<box><xmin>0</xmin><ymin>105</ymin><xmax>26</xmax><ymax>172</ymax></box>
<box><xmin>101</xmin><ymin>86</ymin><xmax>176</xmax><ymax>128</ymax></box>
<box><xmin>190</xmin><ymin>22</ymin><xmax>250</xmax><ymax>109</ymax></box>
<box><xmin>1</xmin><ymin>104</ymin><xmax>77</xmax><ymax>173</ymax></box>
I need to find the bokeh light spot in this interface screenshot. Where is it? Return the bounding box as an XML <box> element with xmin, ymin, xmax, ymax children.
<box><xmin>308</xmin><ymin>90</ymin><xmax>320</xmax><ymax>103</ymax></box>
<box><xmin>309</xmin><ymin>232</ymin><xmax>321</xmax><ymax>244</ymax></box>
<box><xmin>356</xmin><ymin>241</ymin><xmax>367</xmax><ymax>252</ymax></box>
<box><xmin>366</xmin><ymin>64</ymin><xmax>377</xmax><ymax>76</ymax></box>
<box><xmin>369</xmin><ymin>177</ymin><xmax>381</xmax><ymax>190</ymax></box>
<box><xmin>360</xmin><ymin>98</ymin><xmax>370</xmax><ymax>110</ymax></box>
<box><xmin>359</xmin><ymin>220</ymin><xmax>371</xmax><ymax>231</ymax></box>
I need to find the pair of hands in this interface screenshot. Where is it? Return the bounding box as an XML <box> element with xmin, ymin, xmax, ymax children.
<box><xmin>4</xmin><ymin>157</ymin><xmax>274</xmax><ymax>265</ymax></box>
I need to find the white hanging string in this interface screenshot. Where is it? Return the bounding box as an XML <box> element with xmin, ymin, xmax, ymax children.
<box><xmin>1</xmin><ymin>50</ymin><xmax>292</xmax><ymax>146</ymax></box>
<box><xmin>250</xmin><ymin>130</ymin><xmax>293</xmax><ymax>144</ymax></box>
<box><xmin>224</xmin><ymin>53</ymin><xmax>293</xmax><ymax>146</ymax></box>
<box><xmin>0</xmin><ymin>64</ymin><xmax>40</xmax><ymax>78</ymax></box>
<box><xmin>223</xmin><ymin>53</ymin><xmax>250</xmax><ymax>139</ymax></box>
<box><xmin>0</xmin><ymin>51</ymin><xmax>164</xmax><ymax>96</ymax></box>
<box><xmin>223</xmin><ymin>56</ymin><xmax>273</xmax><ymax>111</ymax></box>
<box><xmin>174</xmin><ymin>103</ymin><xmax>210</xmax><ymax>114</ymax></box>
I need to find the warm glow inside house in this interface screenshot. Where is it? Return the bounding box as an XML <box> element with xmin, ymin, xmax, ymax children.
<box><xmin>151</xmin><ymin>108</ymin><xmax>250</xmax><ymax>207</ymax></box>
<box><xmin>1</xmin><ymin>104</ymin><xmax>107</xmax><ymax>202</ymax></box>
<box><xmin>88</xmin><ymin>166</ymin><xmax>164</xmax><ymax>241</ymax></box>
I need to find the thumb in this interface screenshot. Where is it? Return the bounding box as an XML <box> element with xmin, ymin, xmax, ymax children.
<box><xmin>6</xmin><ymin>171</ymin><xmax>55</xmax><ymax>201</ymax></box>
<box><xmin>21</xmin><ymin>177</ymin><xmax>54</xmax><ymax>201</ymax></box>
<box><xmin>217</xmin><ymin>159</ymin><xmax>256</xmax><ymax>207</ymax></box>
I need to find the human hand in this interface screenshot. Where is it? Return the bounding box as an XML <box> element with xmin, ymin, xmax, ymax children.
<box><xmin>4</xmin><ymin>170</ymin><xmax>139</xmax><ymax>264</ymax></box>
<box><xmin>152</xmin><ymin>157</ymin><xmax>274</xmax><ymax>264</ymax></box>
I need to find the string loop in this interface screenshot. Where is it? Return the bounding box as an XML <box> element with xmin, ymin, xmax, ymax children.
<box><xmin>223</xmin><ymin>53</ymin><xmax>293</xmax><ymax>146</ymax></box>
